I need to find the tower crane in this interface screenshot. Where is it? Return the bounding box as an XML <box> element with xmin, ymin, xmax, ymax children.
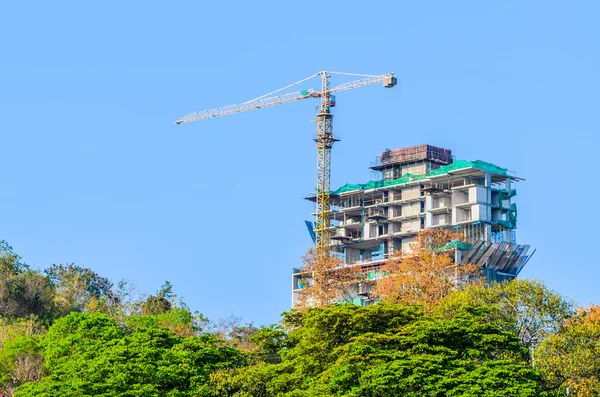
<box><xmin>175</xmin><ymin>71</ymin><xmax>397</xmax><ymax>257</ymax></box>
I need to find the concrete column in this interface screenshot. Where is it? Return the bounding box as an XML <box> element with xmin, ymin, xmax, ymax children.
<box><xmin>505</xmin><ymin>177</ymin><xmax>512</xmax><ymax>242</ymax></box>
<box><xmin>455</xmin><ymin>247</ymin><xmax>462</xmax><ymax>263</ymax></box>
<box><xmin>484</xmin><ymin>172</ymin><xmax>492</xmax><ymax>242</ymax></box>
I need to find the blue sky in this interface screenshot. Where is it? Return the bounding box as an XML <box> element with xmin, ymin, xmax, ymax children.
<box><xmin>1</xmin><ymin>1</ymin><xmax>598</xmax><ymax>325</ymax></box>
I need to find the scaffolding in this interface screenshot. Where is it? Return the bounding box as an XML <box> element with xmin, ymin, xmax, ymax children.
<box><xmin>374</xmin><ymin>144</ymin><xmax>453</xmax><ymax>169</ymax></box>
<box><xmin>452</xmin><ymin>223</ymin><xmax>487</xmax><ymax>243</ymax></box>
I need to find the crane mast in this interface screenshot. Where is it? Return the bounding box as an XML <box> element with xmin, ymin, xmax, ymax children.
<box><xmin>176</xmin><ymin>71</ymin><xmax>396</xmax><ymax>258</ymax></box>
<box><xmin>315</xmin><ymin>71</ymin><xmax>336</xmax><ymax>255</ymax></box>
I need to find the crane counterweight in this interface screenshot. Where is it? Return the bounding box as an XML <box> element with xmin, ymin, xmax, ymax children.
<box><xmin>383</xmin><ymin>75</ymin><xmax>398</xmax><ymax>88</ymax></box>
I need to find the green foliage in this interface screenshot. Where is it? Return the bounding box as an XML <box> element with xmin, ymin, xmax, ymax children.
<box><xmin>250</xmin><ymin>325</ymin><xmax>287</xmax><ymax>364</ymax></box>
<box><xmin>0</xmin><ymin>240</ymin><xmax>590</xmax><ymax>396</ymax></box>
<box><xmin>0</xmin><ymin>335</ymin><xmax>42</xmax><ymax>385</ymax></box>
<box><xmin>314</xmin><ymin>316</ymin><xmax>539</xmax><ymax>397</ymax></box>
<box><xmin>15</xmin><ymin>312</ymin><xmax>242</xmax><ymax>397</ymax></box>
<box><xmin>212</xmin><ymin>315</ymin><xmax>261</xmax><ymax>350</ymax></box>
<box><xmin>45</xmin><ymin>263</ymin><xmax>118</xmax><ymax>315</ymax></box>
<box><xmin>0</xmin><ymin>317</ymin><xmax>45</xmax><ymax>395</ymax></box>
<box><xmin>0</xmin><ymin>241</ymin><xmax>28</xmax><ymax>274</ymax></box>
<box><xmin>536</xmin><ymin>306</ymin><xmax>600</xmax><ymax>396</ymax></box>
<box><xmin>0</xmin><ymin>241</ymin><xmax>55</xmax><ymax>321</ymax></box>
<box><xmin>437</xmin><ymin>279</ymin><xmax>575</xmax><ymax>360</ymax></box>
<box><xmin>212</xmin><ymin>303</ymin><xmax>544</xmax><ymax>396</ymax></box>
<box><xmin>141</xmin><ymin>281</ymin><xmax>175</xmax><ymax>315</ymax></box>
<box><xmin>127</xmin><ymin>307</ymin><xmax>208</xmax><ymax>337</ymax></box>
<box><xmin>0</xmin><ymin>317</ymin><xmax>42</xmax><ymax>351</ymax></box>
<box><xmin>0</xmin><ymin>269</ymin><xmax>55</xmax><ymax>321</ymax></box>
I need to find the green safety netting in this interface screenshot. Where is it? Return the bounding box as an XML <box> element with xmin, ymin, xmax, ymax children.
<box><xmin>437</xmin><ymin>241</ymin><xmax>474</xmax><ymax>252</ymax></box>
<box><xmin>497</xmin><ymin>203</ymin><xmax>518</xmax><ymax>228</ymax></box>
<box><xmin>510</xmin><ymin>203</ymin><xmax>517</xmax><ymax>225</ymax></box>
<box><xmin>331</xmin><ymin>160</ymin><xmax>508</xmax><ymax>195</ymax></box>
<box><xmin>334</xmin><ymin>183</ymin><xmax>366</xmax><ymax>194</ymax></box>
<box><xmin>427</xmin><ymin>159</ymin><xmax>507</xmax><ymax>177</ymax></box>
<box><xmin>344</xmin><ymin>296</ymin><xmax>381</xmax><ymax>307</ymax></box>
<box><xmin>332</xmin><ymin>173</ymin><xmax>424</xmax><ymax>195</ymax></box>
<box><xmin>499</xmin><ymin>189</ymin><xmax>517</xmax><ymax>201</ymax></box>
<box><xmin>366</xmin><ymin>270</ymin><xmax>384</xmax><ymax>280</ymax></box>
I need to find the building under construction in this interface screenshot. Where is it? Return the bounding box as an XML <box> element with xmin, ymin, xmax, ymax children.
<box><xmin>293</xmin><ymin>144</ymin><xmax>532</xmax><ymax>306</ymax></box>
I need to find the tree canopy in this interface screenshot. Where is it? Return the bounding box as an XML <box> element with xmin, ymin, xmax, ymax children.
<box><xmin>374</xmin><ymin>230</ymin><xmax>480</xmax><ymax>307</ymax></box>
<box><xmin>0</xmin><ymin>237</ymin><xmax>597</xmax><ymax>396</ymax></box>
<box><xmin>438</xmin><ymin>279</ymin><xmax>576</xmax><ymax>362</ymax></box>
<box><xmin>536</xmin><ymin>305</ymin><xmax>600</xmax><ymax>396</ymax></box>
<box><xmin>16</xmin><ymin>312</ymin><xmax>242</xmax><ymax>397</ymax></box>
<box><xmin>209</xmin><ymin>303</ymin><xmax>544</xmax><ymax>396</ymax></box>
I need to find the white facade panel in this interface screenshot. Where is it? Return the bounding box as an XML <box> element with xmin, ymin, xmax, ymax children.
<box><xmin>471</xmin><ymin>204</ymin><xmax>481</xmax><ymax>221</ymax></box>
<box><xmin>425</xmin><ymin>195</ymin><xmax>433</xmax><ymax>211</ymax></box>
<box><xmin>425</xmin><ymin>212</ymin><xmax>432</xmax><ymax>227</ymax></box>
<box><xmin>432</xmin><ymin>213</ymin><xmax>452</xmax><ymax>226</ymax></box>
<box><xmin>453</xmin><ymin>190</ymin><xmax>469</xmax><ymax>205</ymax></box>
<box><xmin>469</xmin><ymin>186</ymin><xmax>487</xmax><ymax>204</ymax></box>
<box><xmin>402</xmin><ymin>237</ymin><xmax>415</xmax><ymax>252</ymax></box>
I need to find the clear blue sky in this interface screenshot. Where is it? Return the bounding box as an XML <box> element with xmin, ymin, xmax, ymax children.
<box><xmin>1</xmin><ymin>1</ymin><xmax>598</xmax><ymax>325</ymax></box>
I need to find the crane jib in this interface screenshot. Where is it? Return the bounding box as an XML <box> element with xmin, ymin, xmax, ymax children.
<box><xmin>175</xmin><ymin>71</ymin><xmax>396</xmax><ymax>259</ymax></box>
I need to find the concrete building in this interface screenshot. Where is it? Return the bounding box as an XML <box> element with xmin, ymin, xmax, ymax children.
<box><xmin>293</xmin><ymin>144</ymin><xmax>532</xmax><ymax>306</ymax></box>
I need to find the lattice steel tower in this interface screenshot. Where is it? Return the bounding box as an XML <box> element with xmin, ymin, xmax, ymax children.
<box><xmin>175</xmin><ymin>71</ymin><xmax>397</xmax><ymax>257</ymax></box>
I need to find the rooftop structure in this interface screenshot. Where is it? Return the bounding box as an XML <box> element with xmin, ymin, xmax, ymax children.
<box><xmin>294</xmin><ymin>144</ymin><xmax>531</xmax><ymax>307</ymax></box>
<box><xmin>370</xmin><ymin>144</ymin><xmax>453</xmax><ymax>178</ymax></box>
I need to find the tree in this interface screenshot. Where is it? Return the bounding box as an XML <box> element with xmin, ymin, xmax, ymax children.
<box><xmin>148</xmin><ymin>307</ymin><xmax>209</xmax><ymax>337</ymax></box>
<box><xmin>137</xmin><ymin>282</ymin><xmax>209</xmax><ymax>337</ymax></box>
<box><xmin>0</xmin><ymin>317</ymin><xmax>45</xmax><ymax>397</ymax></box>
<box><xmin>45</xmin><ymin>263</ymin><xmax>118</xmax><ymax>315</ymax></box>
<box><xmin>0</xmin><ymin>241</ymin><xmax>27</xmax><ymax>275</ymax></box>
<box><xmin>211</xmin><ymin>303</ymin><xmax>545</xmax><ymax>396</ymax></box>
<box><xmin>212</xmin><ymin>314</ymin><xmax>260</xmax><ymax>350</ymax></box>
<box><xmin>536</xmin><ymin>305</ymin><xmax>600</xmax><ymax>396</ymax></box>
<box><xmin>0</xmin><ymin>336</ymin><xmax>43</xmax><ymax>397</ymax></box>
<box><xmin>0</xmin><ymin>242</ymin><xmax>55</xmax><ymax>321</ymax></box>
<box><xmin>295</xmin><ymin>248</ymin><xmax>364</xmax><ymax>309</ymax></box>
<box><xmin>0</xmin><ymin>317</ymin><xmax>42</xmax><ymax>352</ymax></box>
<box><xmin>106</xmin><ymin>279</ymin><xmax>145</xmax><ymax>323</ymax></box>
<box><xmin>438</xmin><ymin>279</ymin><xmax>575</xmax><ymax>366</ymax></box>
<box><xmin>141</xmin><ymin>281</ymin><xmax>175</xmax><ymax>315</ymax></box>
<box><xmin>373</xmin><ymin>229</ymin><xmax>480</xmax><ymax>307</ymax></box>
<box><xmin>250</xmin><ymin>325</ymin><xmax>287</xmax><ymax>364</ymax></box>
<box><xmin>412</xmin><ymin>229</ymin><xmax>463</xmax><ymax>250</ymax></box>
<box><xmin>15</xmin><ymin>312</ymin><xmax>242</xmax><ymax>397</ymax></box>
<box><xmin>0</xmin><ymin>270</ymin><xmax>55</xmax><ymax>321</ymax></box>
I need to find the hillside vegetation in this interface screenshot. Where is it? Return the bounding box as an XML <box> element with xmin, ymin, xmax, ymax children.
<box><xmin>0</xmin><ymin>236</ymin><xmax>598</xmax><ymax>396</ymax></box>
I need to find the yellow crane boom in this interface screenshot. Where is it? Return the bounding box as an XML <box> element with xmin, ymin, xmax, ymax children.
<box><xmin>176</xmin><ymin>71</ymin><xmax>396</xmax><ymax>257</ymax></box>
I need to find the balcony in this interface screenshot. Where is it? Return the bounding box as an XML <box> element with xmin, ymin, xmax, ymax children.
<box><xmin>342</xmin><ymin>218</ymin><xmax>362</xmax><ymax>229</ymax></box>
<box><xmin>339</xmin><ymin>205</ymin><xmax>363</xmax><ymax>213</ymax></box>
<box><xmin>431</xmin><ymin>214</ymin><xmax>452</xmax><ymax>227</ymax></box>
<box><xmin>429</xmin><ymin>205</ymin><xmax>452</xmax><ymax>214</ymax></box>
<box><xmin>388</xmin><ymin>229</ymin><xmax>420</xmax><ymax>237</ymax></box>
<box><xmin>332</xmin><ymin>229</ymin><xmax>363</xmax><ymax>243</ymax></box>
<box><xmin>387</xmin><ymin>212</ymin><xmax>403</xmax><ymax>222</ymax></box>
<box><xmin>366</xmin><ymin>208</ymin><xmax>387</xmax><ymax>221</ymax></box>
<box><xmin>330</xmin><ymin>230</ymin><xmax>353</xmax><ymax>242</ymax></box>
